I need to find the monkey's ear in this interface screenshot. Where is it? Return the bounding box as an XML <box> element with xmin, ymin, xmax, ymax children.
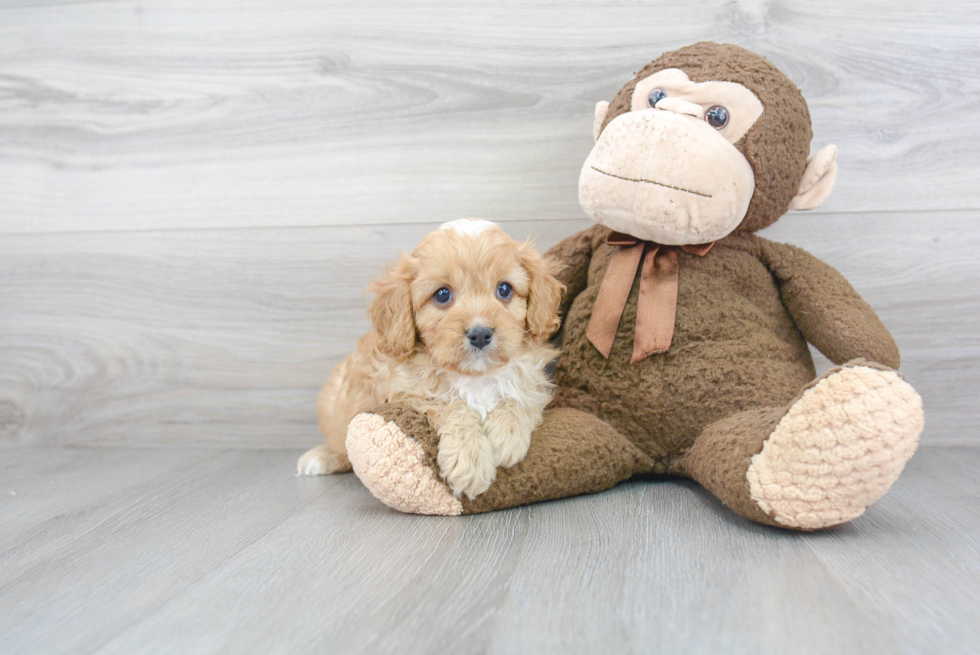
<box><xmin>789</xmin><ymin>145</ymin><xmax>838</xmax><ymax>211</ymax></box>
<box><xmin>593</xmin><ymin>101</ymin><xmax>610</xmax><ymax>142</ymax></box>
<box><xmin>367</xmin><ymin>252</ymin><xmax>418</xmax><ymax>360</ymax></box>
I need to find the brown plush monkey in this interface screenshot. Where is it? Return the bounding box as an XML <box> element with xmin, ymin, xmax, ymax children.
<box><xmin>343</xmin><ymin>42</ymin><xmax>924</xmax><ymax>530</ymax></box>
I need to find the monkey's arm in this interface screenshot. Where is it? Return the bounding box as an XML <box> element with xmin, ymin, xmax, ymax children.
<box><xmin>759</xmin><ymin>238</ymin><xmax>900</xmax><ymax>368</ymax></box>
<box><xmin>544</xmin><ymin>224</ymin><xmax>604</xmax><ymax>323</ymax></box>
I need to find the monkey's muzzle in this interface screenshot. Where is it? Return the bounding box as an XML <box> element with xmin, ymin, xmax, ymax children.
<box><xmin>578</xmin><ymin>109</ymin><xmax>754</xmax><ymax>245</ymax></box>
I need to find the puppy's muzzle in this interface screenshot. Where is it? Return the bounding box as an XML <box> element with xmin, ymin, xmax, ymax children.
<box><xmin>466</xmin><ymin>326</ymin><xmax>494</xmax><ymax>350</ymax></box>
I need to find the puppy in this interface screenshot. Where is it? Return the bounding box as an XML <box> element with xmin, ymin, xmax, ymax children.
<box><xmin>297</xmin><ymin>218</ymin><xmax>564</xmax><ymax>499</ymax></box>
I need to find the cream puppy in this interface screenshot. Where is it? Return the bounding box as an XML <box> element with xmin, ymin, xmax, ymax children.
<box><xmin>298</xmin><ymin>219</ymin><xmax>563</xmax><ymax>499</ymax></box>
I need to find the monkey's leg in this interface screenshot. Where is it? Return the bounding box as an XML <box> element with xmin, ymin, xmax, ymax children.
<box><xmin>675</xmin><ymin>360</ymin><xmax>924</xmax><ymax>530</ymax></box>
<box><xmin>345</xmin><ymin>405</ymin><xmax>654</xmax><ymax>515</ymax></box>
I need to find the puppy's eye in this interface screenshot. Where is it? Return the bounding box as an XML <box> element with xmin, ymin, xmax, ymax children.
<box><xmin>433</xmin><ymin>287</ymin><xmax>452</xmax><ymax>305</ymax></box>
<box><xmin>496</xmin><ymin>282</ymin><xmax>513</xmax><ymax>301</ymax></box>
<box><xmin>648</xmin><ymin>88</ymin><xmax>667</xmax><ymax>107</ymax></box>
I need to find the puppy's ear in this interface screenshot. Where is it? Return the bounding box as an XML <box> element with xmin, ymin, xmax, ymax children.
<box><xmin>519</xmin><ymin>240</ymin><xmax>565</xmax><ymax>343</ymax></box>
<box><xmin>367</xmin><ymin>251</ymin><xmax>418</xmax><ymax>359</ymax></box>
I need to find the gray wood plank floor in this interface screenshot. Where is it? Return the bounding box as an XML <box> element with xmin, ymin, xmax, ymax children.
<box><xmin>1</xmin><ymin>446</ymin><xmax>977</xmax><ymax>655</ymax></box>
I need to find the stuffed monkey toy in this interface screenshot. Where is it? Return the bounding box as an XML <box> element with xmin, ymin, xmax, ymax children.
<box><xmin>342</xmin><ymin>42</ymin><xmax>924</xmax><ymax>530</ymax></box>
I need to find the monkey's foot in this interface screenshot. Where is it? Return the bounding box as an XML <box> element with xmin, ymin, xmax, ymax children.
<box><xmin>346</xmin><ymin>411</ymin><xmax>463</xmax><ymax>516</ymax></box>
<box><xmin>746</xmin><ymin>364</ymin><xmax>924</xmax><ymax>530</ymax></box>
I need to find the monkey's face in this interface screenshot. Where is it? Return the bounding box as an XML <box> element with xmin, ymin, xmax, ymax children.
<box><xmin>579</xmin><ymin>68</ymin><xmax>765</xmax><ymax>245</ymax></box>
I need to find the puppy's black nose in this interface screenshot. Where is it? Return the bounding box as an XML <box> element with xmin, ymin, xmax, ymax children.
<box><xmin>466</xmin><ymin>326</ymin><xmax>494</xmax><ymax>350</ymax></box>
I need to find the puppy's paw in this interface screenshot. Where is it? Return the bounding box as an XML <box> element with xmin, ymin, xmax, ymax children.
<box><xmin>297</xmin><ymin>444</ymin><xmax>351</xmax><ymax>476</ymax></box>
<box><xmin>437</xmin><ymin>427</ymin><xmax>496</xmax><ymax>499</ymax></box>
<box><xmin>484</xmin><ymin>407</ymin><xmax>533</xmax><ymax>469</ymax></box>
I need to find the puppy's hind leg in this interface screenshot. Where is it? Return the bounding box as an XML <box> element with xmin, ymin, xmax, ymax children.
<box><xmin>298</xmin><ymin>357</ymin><xmax>355</xmax><ymax>475</ymax></box>
<box><xmin>298</xmin><ymin>444</ymin><xmax>350</xmax><ymax>476</ymax></box>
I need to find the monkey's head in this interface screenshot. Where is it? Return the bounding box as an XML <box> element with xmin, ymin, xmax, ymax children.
<box><xmin>579</xmin><ymin>42</ymin><xmax>838</xmax><ymax>245</ymax></box>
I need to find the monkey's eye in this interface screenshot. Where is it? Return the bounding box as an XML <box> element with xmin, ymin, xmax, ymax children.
<box><xmin>705</xmin><ymin>105</ymin><xmax>730</xmax><ymax>129</ymax></box>
<box><xmin>496</xmin><ymin>282</ymin><xmax>513</xmax><ymax>301</ymax></box>
<box><xmin>433</xmin><ymin>287</ymin><xmax>452</xmax><ymax>305</ymax></box>
<box><xmin>647</xmin><ymin>88</ymin><xmax>667</xmax><ymax>107</ymax></box>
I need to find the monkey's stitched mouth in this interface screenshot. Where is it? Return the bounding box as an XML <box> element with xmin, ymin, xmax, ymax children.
<box><xmin>590</xmin><ymin>166</ymin><xmax>712</xmax><ymax>198</ymax></box>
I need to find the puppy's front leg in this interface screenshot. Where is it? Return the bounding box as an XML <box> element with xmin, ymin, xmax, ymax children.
<box><xmin>484</xmin><ymin>399</ymin><xmax>540</xmax><ymax>469</ymax></box>
<box><xmin>432</xmin><ymin>402</ymin><xmax>496</xmax><ymax>499</ymax></box>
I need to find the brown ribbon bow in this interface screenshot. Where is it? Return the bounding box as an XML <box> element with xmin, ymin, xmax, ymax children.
<box><xmin>587</xmin><ymin>232</ymin><xmax>715</xmax><ymax>363</ymax></box>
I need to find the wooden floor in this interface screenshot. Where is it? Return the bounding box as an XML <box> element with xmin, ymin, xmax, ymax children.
<box><xmin>1</xmin><ymin>446</ymin><xmax>978</xmax><ymax>655</ymax></box>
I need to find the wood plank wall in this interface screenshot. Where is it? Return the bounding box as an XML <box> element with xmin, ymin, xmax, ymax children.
<box><xmin>2</xmin><ymin>0</ymin><xmax>977</xmax><ymax>447</ymax></box>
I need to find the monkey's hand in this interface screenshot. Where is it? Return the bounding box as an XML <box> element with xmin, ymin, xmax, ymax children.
<box><xmin>760</xmin><ymin>238</ymin><xmax>900</xmax><ymax>369</ymax></box>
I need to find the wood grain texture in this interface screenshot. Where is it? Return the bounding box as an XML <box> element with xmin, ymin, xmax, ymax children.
<box><xmin>0</xmin><ymin>220</ymin><xmax>569</xmax><ymax>448</ymax></box>
<box><xmin>2</xmin><ymin>4</ymin><xmax>976</xmax><ymax>651</ymax></box>
<box><xmin>2</xmin><ymin>213</ymin><xmax>977</xmax><ymax>448</ymax></box>
<box><xmin>1</xmin><ymin>0</ymin><xmax>978</xmax><ymax>448</ymax></box>
<box><xmin>1</xmin><ymin>0</ymin><xmax>979</xmax><ymax>235</ymax></box>
<box><xmin>0</xmin><ymin>447</ymin><xmax>977</xmax><ymax>654</ymax></box>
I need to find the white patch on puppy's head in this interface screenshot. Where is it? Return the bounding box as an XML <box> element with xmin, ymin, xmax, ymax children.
<box><xmin>439</xmin><ymin>218</ymin><xmax>498</xmax><ymax>236</ymax></box>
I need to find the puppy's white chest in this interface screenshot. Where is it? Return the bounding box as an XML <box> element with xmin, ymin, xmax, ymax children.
<box><xmin>450</xmin><ymin>368</ymin><xmax>519</xmax><ymax>420</ymax></box>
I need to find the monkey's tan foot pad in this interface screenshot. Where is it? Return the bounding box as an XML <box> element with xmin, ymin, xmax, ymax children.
<box><xmin>346</xmin><ymin>412</ymin><xmax>463</xmax><ymax>516</ymax></box>
<box><xmin>746</xmin><ymin>366</ymin><xmax>924</xmax><ymax>530</ymax></box>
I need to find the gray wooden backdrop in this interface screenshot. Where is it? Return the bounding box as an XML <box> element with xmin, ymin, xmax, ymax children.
<box><xmin>1</xmin><ymin>0</ymin><xmax>978</xmax><ymax>449</ymax></box>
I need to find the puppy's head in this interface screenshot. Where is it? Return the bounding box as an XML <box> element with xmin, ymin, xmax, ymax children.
<box><xmin>368</xmin><ymin>219</ymin><xmax>564</xmax><ymax>373</ymax></box>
